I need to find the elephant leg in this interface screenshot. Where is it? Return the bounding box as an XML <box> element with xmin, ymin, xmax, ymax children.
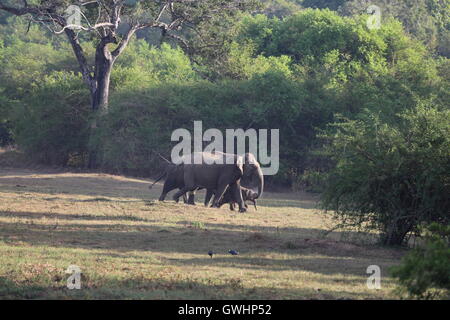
<box><xmin>159</xmin><ymin>186</ymin><xmax>171</xmax><ymax>201</ymax></box>
<box><xmin>160</xmin><ymin>181</ymin><xmax>178</xmax><ymax>202</ymax></box>
<box><xmin>173</xmin><ymin>169</ymin><xmax>195</xmax><ymax>202</ymax></box>
<box><xmin>187</xmin><ymin>191</ymin><xmax>196</xmax><ymax>205</ymax></box>
<box><xmin>204</xmin><ymin>189</ymin><xmax>215</xmax><ymax>207</ymax></box>
<box><xmin>232</xmin><ymin>181</ymin><xmax>246</xmax><ymax>213</ymax></box>
<box><xmin>159</xmin><ymin>192</ymin><xmax>167</xmax><ymax>201</ymax></box>
<box><xmin>180</xmin><ymin>192</ymin><xmax>187</xmax><ymax>203</ymax></box>
<box><xmin>174</xmin><ymin>187</ymin><xmax>189</xmax><ymax>202</ymax></box>
<box><xmin>211</xmin><ymin>183</ymin><xmax>229</xmax><ymax>208</ymax></box>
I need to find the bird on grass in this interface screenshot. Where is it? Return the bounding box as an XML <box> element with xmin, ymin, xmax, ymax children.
<box><xmin>208</xmin><ymin>250</ymin><xmax>214</xmax><ymax>258</ymax></box>
<box><xmin>228</xmin><ymin>249</ymin><xmax>239</xmax><ymax>256</ymax></box>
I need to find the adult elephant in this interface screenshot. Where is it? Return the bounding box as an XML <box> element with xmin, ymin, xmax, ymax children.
<box><xmin>149</xmin><ymin>164</ymin><xmax>187</xmax><ymax>202</ymax></box>
<box><xmin>172</xmin><ymin>152</ymin><xmax>264</xmax><ymax>212</ymax></box>
<box><xmin>149</xmin><ymin>163</ymin><xmax>196</xmax><ymax>204</ymax></box>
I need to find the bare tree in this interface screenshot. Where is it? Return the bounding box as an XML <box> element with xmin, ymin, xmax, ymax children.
<box><xmin>0</xmin><ymin>0</ymin><xmax>256</xmax><ymax>111</ymax></box>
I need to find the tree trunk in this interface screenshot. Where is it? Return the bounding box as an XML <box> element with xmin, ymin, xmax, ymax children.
<box><xmin>92</xmin><ymin>45</ymin><xmax>114</xmax><ymax>111</ymax></box>
<box><xmin>381</xmin><ymin>218</ymin><xmax>413</xmax><ymax>246</ymax></box>
<box><xmin>87</xmin><ymin>45</ymin><xmax>114</xmax><ymax>168</ymax></box>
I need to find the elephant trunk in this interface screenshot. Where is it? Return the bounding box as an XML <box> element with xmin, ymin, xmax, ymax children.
<box><xmin>255</xmin><ymin>165</ymin><xmax>264</xmax><ymax>199</ymax></box>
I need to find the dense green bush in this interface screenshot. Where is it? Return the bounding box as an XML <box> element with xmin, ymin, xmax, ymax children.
<box><xmin>320</xmin><ymin>104</ymin><xmax>450</xmax><ymax>245</ymax></box>
<box><xmin>338</xmin><ymin>0</ymin><xmax>450</xmax><ymax>57</ymax></box>
<box><xmin>235</xmin><ymin>10</ymin><xmax>444</xmax><ymax>128</ymax></box>
<box><xmin>111</xmin><ymin>42</ymin><xmax>201</xmax><ymax>91</ymax></box>
<box><xmin>0</xmin><ymin>87</ymin><xmax>13</xmax><ymax>146</ymax></box>
<box><xmin>0</xmin><ymin>20</ymin><xmax>80</xmax><ymax>99</ymax></box>
<box><xmin>1</xmin><ymin>35</ymin><xmax>202</xmax><ymax>167</ymax></box>
<box><xmin>0</xmin><ymin>120</ymin><xmax>12</xmax><ymax>146</ymax></box>
<box><xmin>94</xmin><ymin>70</ymin><xmax>334</xmax><ymax>183</ymax></box>
<box><xmin>391</xmin><ymin>223</ymin><xmax>450</xmax><ymax>299</ymax></box>
<box><xmin>11</xmin><ymin>72</ymin><xmax>90</xmax><ymax>166</ymax></box>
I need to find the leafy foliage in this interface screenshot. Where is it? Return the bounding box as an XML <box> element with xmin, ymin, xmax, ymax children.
<box><xmin>338</xmin><ymin>0</ymin><xmax>450</xmax><ymax>57</ymax></box>
<box><xmin>320</xmin><ymin>105</ymin><xmax>450</xmax><ymax>245</ymax></box>
<box><xmin>391</xmin><ymin>223</ymin><xmax>450</xmax><ymax>299</ymax></box>
<box><xmin>93</xmin><ymin>70</ymin><xmax>331</xmax><ymax>184</ymax></box>
<box><xmin>11</xmin><ymin>71</ymin><xmax>90</xmax><ymax>165</ymax></box>
<box><xmin>1</xmin><ymin>8</ymin><xmax>447</xmax><ymax>187</ymax></box>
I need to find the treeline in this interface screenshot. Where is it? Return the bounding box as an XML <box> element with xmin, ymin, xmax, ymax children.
<box><xmin>1</xmin><ymin>9</ymin><xmax>447</xmax><ymax>180</ymax></box>
<box><xmin>265</xmin><ymin>0</ymin><xmax>450</xmax><ymax>57</ymax></box>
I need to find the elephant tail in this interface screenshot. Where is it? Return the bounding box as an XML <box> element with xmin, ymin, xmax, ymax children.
<box><xmin>148</xmin><ymin>171</ymin><xmax>167</xmax><ymax>189</ymax></box>
<box><xmin>156</xmin><ymin>152</ymin><xmax>171</xmax><ymax>164</ymax></box>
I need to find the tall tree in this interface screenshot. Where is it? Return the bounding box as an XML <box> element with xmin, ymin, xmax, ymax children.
<box><xmin>0</xmin><ymin>0</ymin><xmax>256</xmax><ymax>111</ymax></box>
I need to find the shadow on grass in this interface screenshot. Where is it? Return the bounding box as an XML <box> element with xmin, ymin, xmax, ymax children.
<box><xmin>0</xmin><ymin>212</ymin><xmax>402</xmax><ymax>278</ymax></box>
<box><xmin>0</xmin><ymin>210</ymin><xmax>153</xmax><ymax>223</ymax></box>
<box><xmin>0</xmin><ymin>175</ymin><xmax>153</xmax><ymax>199</ymax></box>
<box><xmin>177</xmin><ymin>220</ymin><xmax>328</xmax><ymax>235</ymax></box>
<box><xmin>0</xmin><ymin>273</ymin><xmax>370</xmax><ymax>300</ymax></box>
<box><xmin>0</xmin><ymin>172</ymin><xmax>318</xmax><ymax>210</ymax></box>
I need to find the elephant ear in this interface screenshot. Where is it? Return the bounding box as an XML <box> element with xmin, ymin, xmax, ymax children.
<box><xmin>236</xmin><ymin>155</ymin><xmax>244</xmax><ymax>175</ymax></box>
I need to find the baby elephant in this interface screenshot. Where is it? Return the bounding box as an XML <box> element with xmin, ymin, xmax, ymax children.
<box><xmin>218</xmin><ymin>186</ymin><xmax>258</xmax><ymax>211</ymax></box>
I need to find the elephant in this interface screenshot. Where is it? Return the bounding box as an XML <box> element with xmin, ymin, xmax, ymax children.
<box><xmin>149</xmin><ymin>164</ymin><xmax>192</xmax><ymax>204</ymax></box>
<box><xmin>217</xmin><ymin>185</ymin><xmax>259</xmax><ymax>211</ymax></box>
<box><xmin>172</xmin><ymin>152</ymin><xmax>264</xmax><ymax>212</ymax></box>
<box><xmin>203</xmin><ymin>185</ymin><xmax>258</xmax><ymax>210</ymax></box>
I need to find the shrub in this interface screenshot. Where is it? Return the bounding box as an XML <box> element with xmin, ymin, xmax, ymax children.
<box><xmin>391</xmin><ymin>223</ymin><xmax>450</xmax><ymax>299</ymax></box>
<box><xmin>0</xmin><ymin>120</ymin><xmax>13</xmax><ymax>146</ymax></box>
<box><xmin>94</xmin><ymin>71</ymin><xmax>334</xmax><ymax>183</ymax></box>
<box><xmin>320</xmin><ymin>104</ymin><xmax>450</xmax><ymax>245</ymax></box>
<box><xmin>11</xmin><ymin>72</ymin><xmax>90</xmax><ymax>166</ymax></box>
<box><xmin>111</xmin><ymin>42</ymin><xmax>200</xmax><ymax>91</ymax></box>
<box><xmin>292</xmin><ymin>169</ymin><xmax>327</xmax><ymax>193</ymax></box>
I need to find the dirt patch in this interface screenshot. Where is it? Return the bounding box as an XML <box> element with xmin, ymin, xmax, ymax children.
<box><xmin>283</xmin><ymin>238</ymin><xmax>365</xmax><ymax>255</ymax></box>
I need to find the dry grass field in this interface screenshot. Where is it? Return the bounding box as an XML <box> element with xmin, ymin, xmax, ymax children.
<box><xmin>0</xmin><ymin>165</ymin><xmax>406</xmax><ymax>299</ymax></box>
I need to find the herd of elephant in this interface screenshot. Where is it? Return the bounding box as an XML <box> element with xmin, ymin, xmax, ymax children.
<box><xmin>149</xmin><ymin>152</ymin><xmax>264</xmax><ymax>213</ymax></box>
